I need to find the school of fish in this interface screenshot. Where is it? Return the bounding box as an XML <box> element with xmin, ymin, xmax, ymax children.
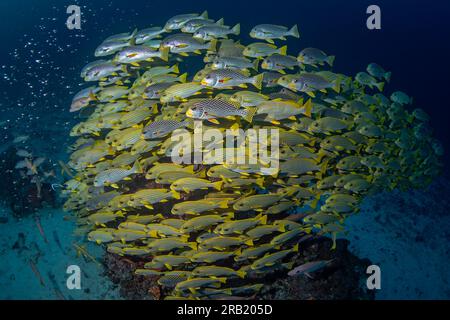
<box><xmin>64</xmin><ymin>11</ymin><xmax>443</xmax><ymax>300</ymax></box>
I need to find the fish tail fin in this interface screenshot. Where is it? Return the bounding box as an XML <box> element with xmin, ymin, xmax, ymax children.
<box><xmin>172</xmin><ymin>63</ymin><xmax>180</xmax><ymax>74</ymax></box>
<box><xmin>216</xmin><ymin>18</ymin><xmax>225</xmax><ymax>26</ymax></box>
<box><xmin>279</xmin><ymin>45</ymin><xmax>288</xmax><ymax>56</ymax></box>
<box><xmin>171</xmin><ymin>190</ymin><xmax>181</xmax><ymax>199</ymax></box>
<box><xmin>245</xmin><ymin>239</ymin><xmax>254</xmax><ymax>246</ymax></box>
<box><xmin>385</xmin><ymin>71</ymin><xmax>392</xmax><ymax>82</ymax></box>
<box><xmin>237</xmin><ymin>269</ymin><xmax>246</xmax><ymax>279</ymax></box>
<box><xmin>289</xmin><ymin>24</ymin><xmax>300</xmax><ymax>38</ymax></box>
<box><xmin>218</xmin><ymin>200</ymin><xmax>229</xmax><ymax>209</ymax></box>
<box><xmin>121</xmin><ymin>64</ymin><xmax>129</xmax><ymax>75</ymax></box>
<box><xmin>189</xmin><ymin>242</ymin><xmax>198</xmax><ymax>250</ymax></box>
<box><xmin>178</xmin><ymin>72</ymin><xmax>188</xmax><ymax>83</ymax></box>
<box><xmin>259</xmin><ymin>214</ymin><xmax>268</xmax><ymax>225</ymax></box>
<box><xmin>159</xmin><ymin>46</ymin><xmax>170</xmax><ymax>62</ymax></box>
<box><xmin>208</xmin><ymin>39</ymin><xmax>218</xmax><ymax>53</ymax></box>
<box><xmin>200</xmin><ymin>10</ymin><xmax>208</xmax><ymax>19</ymax></box>
<box><xmin>376</xmin><ymin>81</ymin><xmax>385</xmax><ymax>92</ymax></box>
<box><xmin>255</xmin><ymin>177</ymin><xmax>265</xmax><ymax>189</ymax></box>
<box><xmin>303</xmin><ymin>98</ymin><xmax>312</xmax><ymax>117</ymax></box>
<box><xmin>132</xmin><ymin>160</ymin><xmax>143</xmax><ymax>174</ymax></box>
<box><xmin>213</xmin><ymin>180</ymin><xmax>223</xmax><ymax>191</ymax></box>
<box><xmin>327</xmin><ymin>55</ymin><xmax>335</xmax><ymax>66</ymax></box>
<box><xmin>218</xmin><ymin>277</ymin><xmax>227</xmax><ymax>284</ymax></box>
<box><xmin>252</xmin><ymin>73</ymin><xmax>264</xmax><ymax>90</ymax></box>
<box><xmin>196</xmin><ymin>167</ymin><xmax>207</xmax><ymax>178</ymax></box>
<box><xmin>232</xmin><ymin>23</ymin><xmax>240</xmax><ymax>36</ymax></box>
<box><xmin>88</xmin><ymin>92</ymin><xmax>98</xmax><ymax>101</ymax></box>
<box><xmin>332</xmin><ymin>79</ymin><xmax>341</xmax><ymax>93</ymax></box>
<box><xmin>243</xmin><ymin>107</ymin><xmax>257</xmax><ymax>123</ymax></box>
<box><xmin>222</xmin><ymin>211</ymin><xmax>234</xmax><ymax>219</ymax></box>
<box><xmin>252</xmin><ymin>58</ymin><xmax>259</xmax><ymax>71</ymax></box>
<box><xmin>293</xmin><ymin>243</ymin><xmax>299</xmax><ymax>252</ymax></box>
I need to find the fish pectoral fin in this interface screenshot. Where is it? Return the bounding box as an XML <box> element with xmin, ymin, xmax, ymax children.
<box><xmin>218</xmin><ymin>77</ymin><xmax>232</xmax><ymax>83</ymax></box>
<box><xmin>207</xmin><ymin>118</ymin><xmax>220</xmax><ymax>124</ymax></box>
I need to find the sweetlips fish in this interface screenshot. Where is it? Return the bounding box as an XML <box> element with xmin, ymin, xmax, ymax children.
<box><xmin>283</xmin><ymin>73</ymin><xmax>340</xmax><ymax>97</ymax></box>
<box><xmin>87</xmin><ymin>228</ymin><xmax>116</xmax><ymax>244</ymax></box>
<box><xmin>155</xmin><ymin>170</ymin><xmax>203</xmax><ymax>184</ymax></box>
<box><xmin>250</xmin><ymin>243</ymin><xmax>298</xmax><ymax>269</ymax></box>
<box><xmin>160</xmin><ymin>82</ymin><xmax>205</xmax><ymax>103</ymax></box>
<box><xmin>147</xmin><ymin>238</ymin><xmax>197</xmax><ymax>252</ymax></box>
<box><xmin>171</xmin><ymin>198</ymin><xmax>230</xmax><ymax>216</ymax></box>
<box><xmin>355</xmin><ymin>72</ymin><xmax>384</xmax><ymax>91</ymax></box>
<box><xmin>186</xmin><ymin>98</ymin><xmax>257</xmax><ymax>123</ymax></box>
<box><xmin>229</xmin><ymin>91</ymin><xmax>268</xmax><ymax>107</ymax></box>
<box><xmin>142</xmin><ymin>119</ymin><xmax>190</xmax><ymax>139</ymax></box>
<box><xmin>246</xmin><ymin>225</ymin><xmax>284</xmax><ymax>240</ymax></box>
<box><xmin>141</xmin><ymin>64</ymin><xmax>180</xmax><ymax>80</ymax></box>
<box><xmin>288</xmin><ymin>259</ymin><xmax>334</xmax><ymax>277</ymax></box>
<box><xmin>174</xmin><ymin>277</ymin><xmax>227</xmax><ymax>294</ymax></box>
<box><xmin>181</xmin><ymin>17</ymin><xmax>223</xmax><ymax>33</ymax></box>
<box><xmin>256</xmin><ymin>99</ymin><xmax>312</xmax><ymax>123</ymax></box>
<box><xmin>261</xmin><ymin>53</ymin><xmax>299</xmax><ymax>72</ymax></box>
<box><xmin>201</xmin><ymin>69</ymin><xmax>264</xmax><ymax>90</ymax></box>
<box><xmin>390</xmin><ymin>91</ymin><xmax>413</xmax><ymax>105</ymax></box>
<box><xmin>84</xmin><ymin>62</ymin><xmax>127</xmax><ymax>82</ymax></box>
<box><xmin>96</xmin><ymin>85</ymin><xmax>130</xmax><ymax>102</ymax></box>
<box><xmin>142</xmin><ymin>82</ymin><xmax>174</xmax><ymax>99</ymax></box>
<box><xmin>180</xmin><ymin>213</ymin><xmax>233</xmax><ymax>233</ymax></box>
<box><xmin>190</xmin><ymin>250</ymin><xmax>238</xmax><ymax>264</ymax></box>
<box><xmin>211</xmin><ymin>56</ymin><xmax>259</xmax><ymax>71</ymax></box>
<box><xmin>135</xmin><ymin>27</ymin><xmax>165</xmax><ymax>44</ymax></box>
<box><xmin>199</xmin><ymin>235</ymin><xmax>253</xmax><ymax>250</ymax></box>
<box><xmin>146</xmin><ymin>163</ymin><xmax>195</xmax><ymax>180</ymax></box>
<box><xmin>81</xmin><ymin>60</ymin><xmax>107</xmax><ymax>78</ymax></box>
<box><xmin>191</xmin><ymin>266</ymin><xmax>246</xmax><ymax>279</ymax></box>
<box><xmin>193</xmin><ymin>23</ymin><xmax>240</xmax><ymax>41</ymax></box>
<box><xmin>93</xmin><ymin>160</ymin><xmax>142</xmax><ymax>188</ymax></box>
<box><xmin>164</xmin><ymin>11</ymin><xmax>209</xmax><ymax>31</ymax></box>
<box><xmin>160</xmin><ymin>33</ymin><xmax>216</xmax><ymax>56</ymax></box>
<box><xmin>250</xmin><ymin>24</ymin><xmax>300</xmax><ymax>43</ymax></box>
<box><xmin>127</xmin><ymin>188</ymin><xmax>180</xmax><ymax>209</ymax></box>
<box><xmin>113</xmin><ymin>46</ymin><xmax>170</xmax><ymax>65</ymax></box>
<box><xmin>70</xmin><ymin>87</ymin><xmax>100</xmax><ymax>112</ymax></box>
<box><xmin>233</xmin><ymin>194</ymin><xmax>283</xmax><ymax>212</ymax></box>
<box><xmin>95</xmin><ymin>38</ymin><xmax>134</xmax><ymax>57</ymax></box>
<box><xmin>170</xmin><ymin>177</ymin><xmax>223</xmax><ymax>193</ymax></box>
<box><xmin>215</xmin><ymin>214</ymin><xmax>267</xmax><ymax>235</ymax></box>
<box><xmin>103</xmin><ymin>29</ymin><xmax>137</xmax><ymax>42</ymax></box>
<box><xmin>297</xmin><ymin>47</ymin><xmax>335</xmax><ymax>67</ymax></box>
<box><xmin>367</xmin><ymin>63</ymin><xmax>391</xmax><ymax>82</ymax></box>
<box><xmin>243</xmin><ymin>43</ymin><xmax>287</xmax><ymax>58</ymax></box>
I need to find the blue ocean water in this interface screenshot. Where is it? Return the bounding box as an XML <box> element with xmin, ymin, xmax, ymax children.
<box><xmin>0</xmin><ymin>0</ymin><xmax>449</xmax><ymax>299</ymax></box>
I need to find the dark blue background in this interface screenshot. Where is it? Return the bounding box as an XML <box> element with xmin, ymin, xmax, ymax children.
<box><xmin>1</xmin><ymin>0</ymin><xmax>449</xmax><ymax>172</ymax></box>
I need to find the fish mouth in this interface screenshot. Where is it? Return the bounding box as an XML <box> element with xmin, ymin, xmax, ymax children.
<box><xmin>261</xmin><ymin>62</ymin><xmax>268</xmax><ymax>69</ymax></box>
<box><xmin>200</xmin><ymin>80</ymin><xmax>208</xmax><ymax>86</ymax></box>
<box><xmin>186</xmin><ymin>109</ymin><xmax>194</xmax><ymax>117</ymax></box>
<box><xmin>288</xmin><ymin>83</ymin><xmax>297</xmax><ymax>90</ymax></box>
